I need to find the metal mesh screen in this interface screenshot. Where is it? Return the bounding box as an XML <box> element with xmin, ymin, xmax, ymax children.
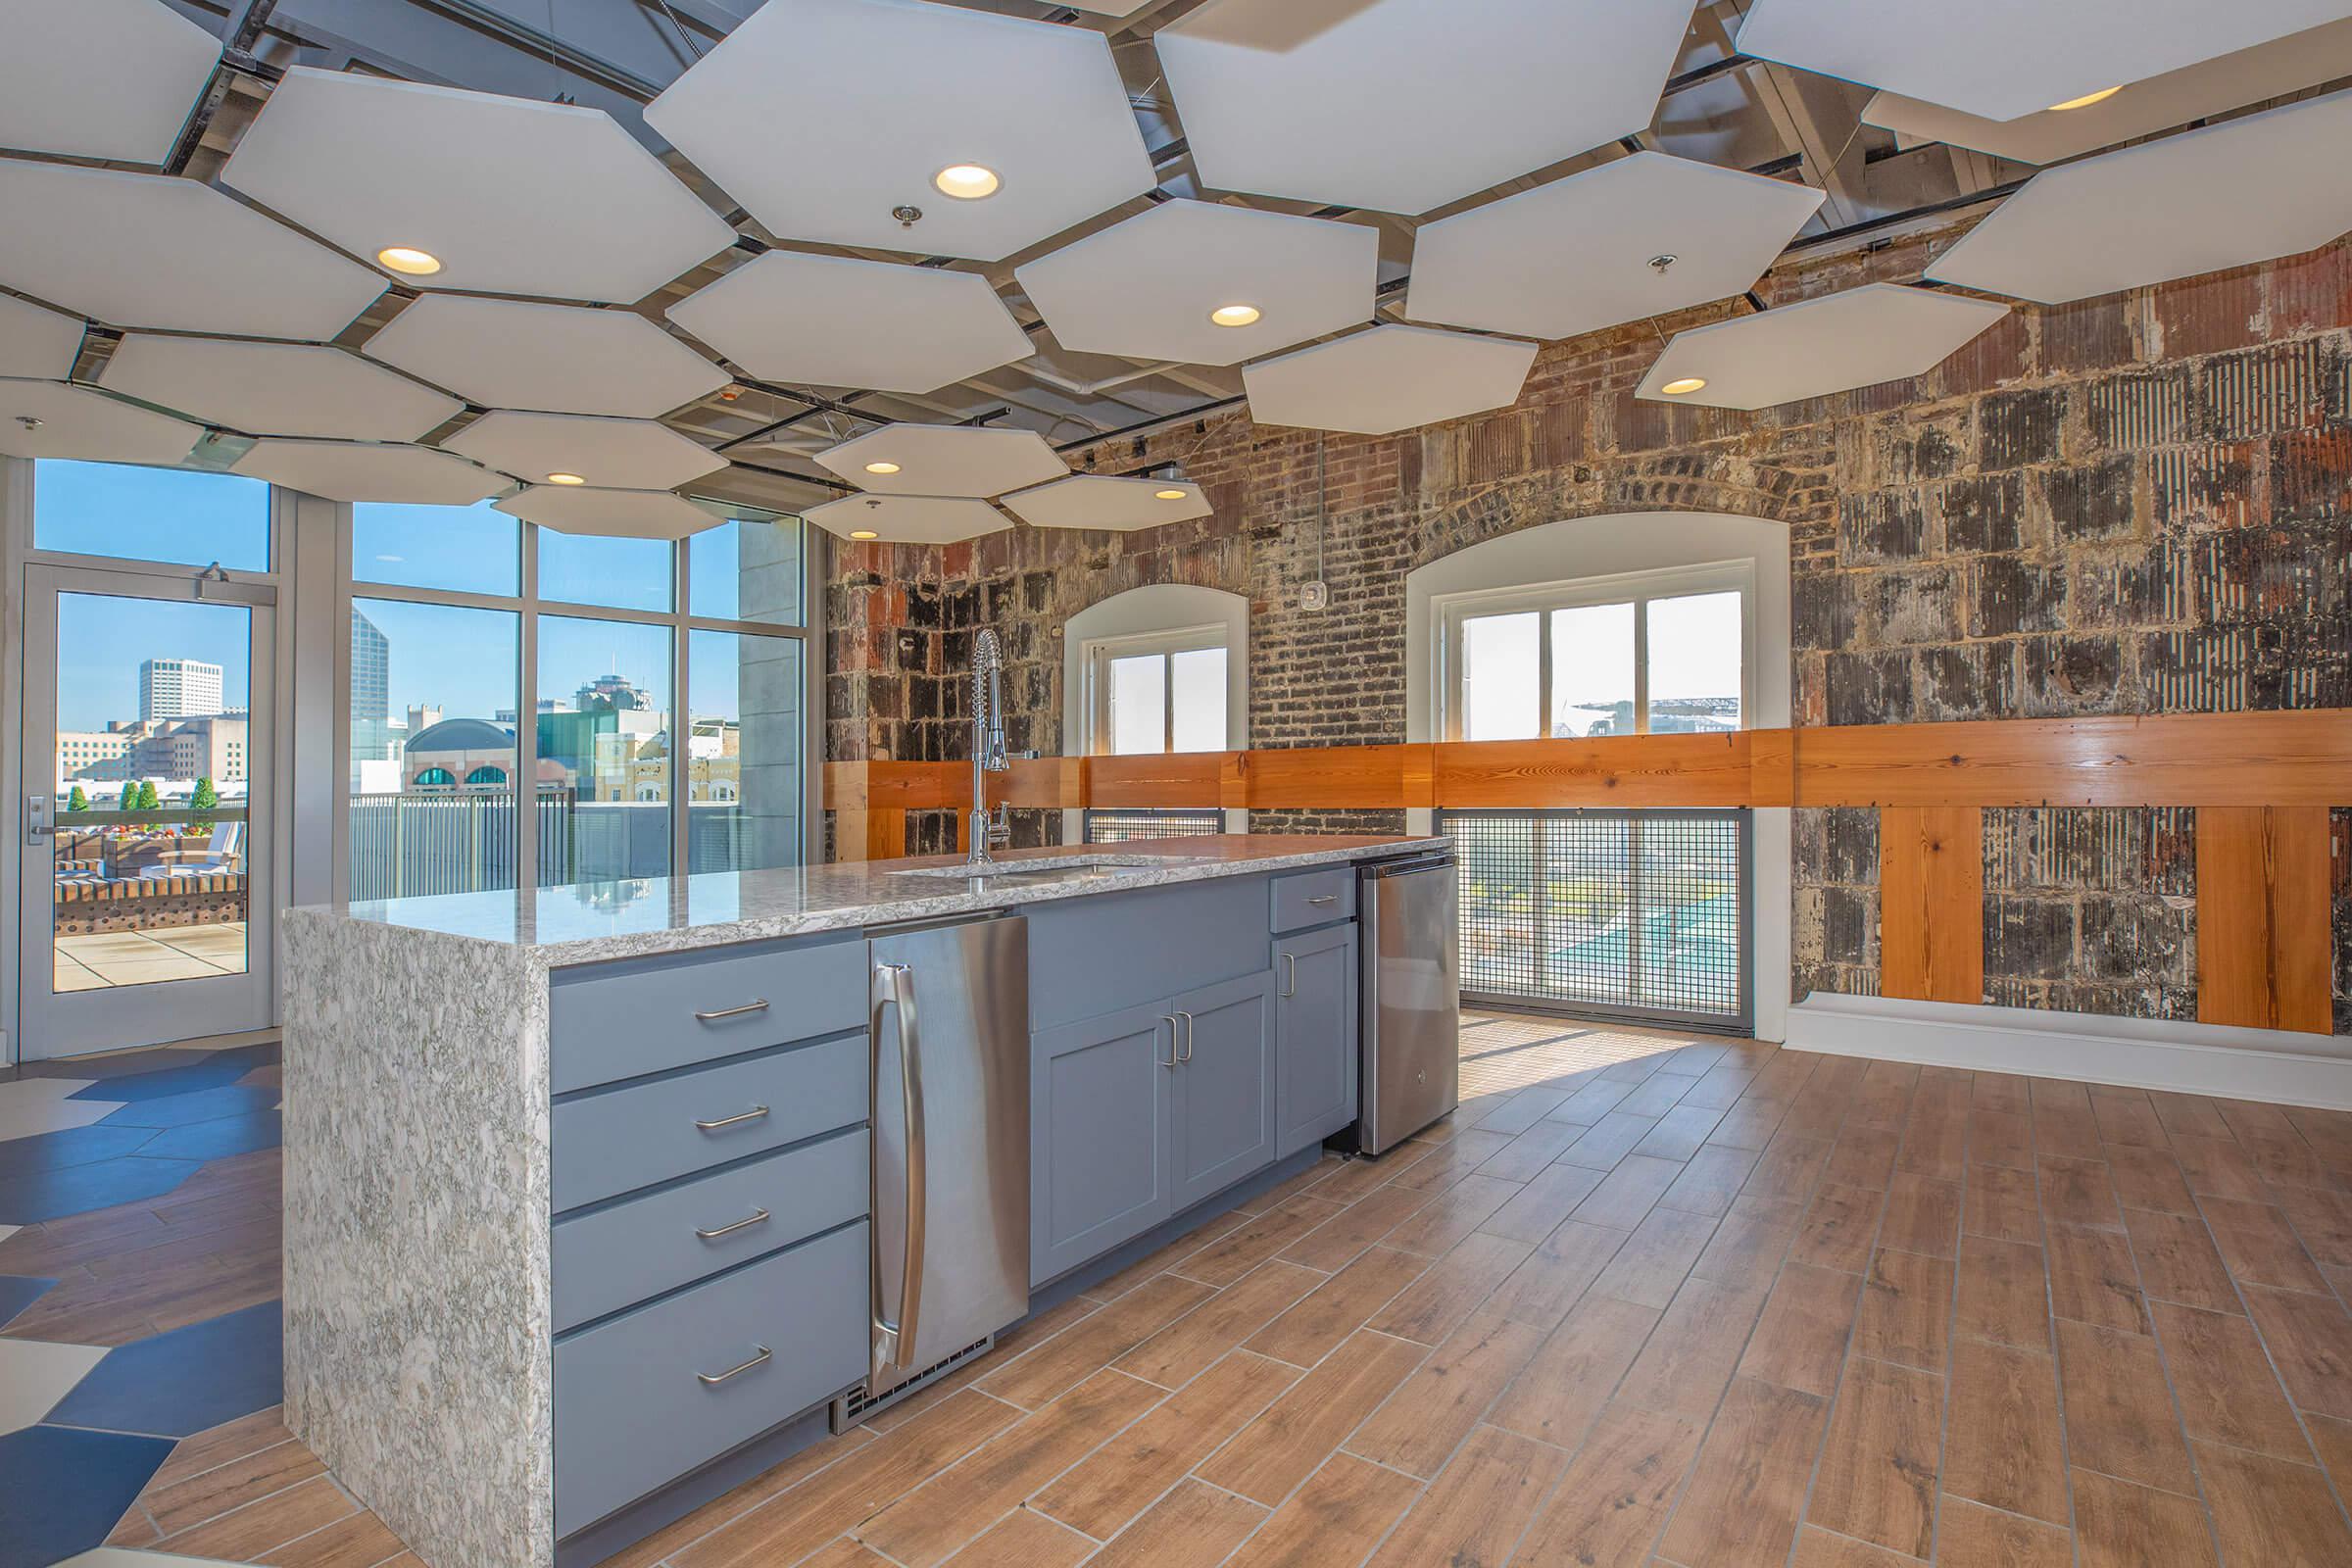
<box><xmin>1440</xmin><ymin>808</ymin><xmax>1751</xmax><ymax>1031</ymax></box>
<box><xmin>1083</xmin><ymin>808</ymin><xmax>1225</xmax><ymax>843</ymax></box>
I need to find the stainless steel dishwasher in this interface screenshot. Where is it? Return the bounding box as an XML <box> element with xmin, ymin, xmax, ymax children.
<box><xmin>1357</xmin><ymin>850</ymin><xmax>1461</xmax><ymax>1155</ymax></box>
<box><xmin>861</xmin><ymin>912</ymin><xmax>1030</xmax><ymax>1405</ymax></box>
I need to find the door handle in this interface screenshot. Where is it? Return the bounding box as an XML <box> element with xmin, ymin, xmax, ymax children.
<box><xmin>24</xmin><ymin>795</ymin><xmax>51</xmax><ymax>845</ymax></box>
<box><xmin>693</xmin><ymin>1105</ymin><xmax>768</xmax><ymax>1132</ymax></box>
<box><xmin>1281</xmin><ymin>953</ymin><xmax>1298</xmax><ymax>999</ymax></box>
<box><xmin>871</xmin><ymin>960</ymin><xmax>927</xmax><ymax>1373</ymax></box>
<box><xmin>695</xmin><ymin>1345</ymin><xmax>771</xmax><ymax>1386</ymax></box>
<box><xmin>695</xmin><ymin>1208</ymin><xmax>769</xmax><ymax>1241</ymax></box>
<box><xmin>1175</xmin><ymin>1009</ymin><xmax>1195</xmax><ymax>1064</ymax></box>
<box><xmin>1159</xmin><ymin>1016</ymin><xmax>1178</xmax><ymax>1068</ymax></box>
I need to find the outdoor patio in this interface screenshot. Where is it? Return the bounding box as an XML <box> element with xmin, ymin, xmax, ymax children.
<box><xmin>52</xmin><ymin>921</ymin><xmax>250</xmax><ymax>991</ymax></box>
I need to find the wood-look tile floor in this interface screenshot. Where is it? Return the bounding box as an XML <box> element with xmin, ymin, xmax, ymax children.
<box><xmin>45</xmin><ymin>1014</ymin><xmax>2352</xmax><ymax>1567</ymax></box>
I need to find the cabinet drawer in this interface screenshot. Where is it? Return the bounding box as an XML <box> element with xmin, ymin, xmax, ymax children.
<box><xmin>554</xmin><ymin>1221</ymin><xmax>867</xmax><ymax>1540</ymax></box>
<box><xmin>549</xmin><ymin>934</ymin><xmax>865</xmax><ymax>1095</ymax></box>
<box><xmin>1270</xmin><ymin>868</ymin><xmax>1353</xmax><ymax>932</ymax></box>
<box><xmin>553</xmin><ymin>1034</ymin><xmax>866</xmax><ymax>1211</ymax></box>
<box><xmin>553</xmin><ymin>1128</ymin><xmax>869</xmax><ymax>1333</ymax></box>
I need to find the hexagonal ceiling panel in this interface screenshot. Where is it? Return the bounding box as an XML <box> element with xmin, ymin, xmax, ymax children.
<box><xmin>99</xmin><ymin>336</ymin><xmax>463</xmax><ymax>443</ymax></box>
<box><xmin>1153</xmin><ymin>0</ymin><xmax>1690</xmax><ymax>214</ymax></box>
<box><xmin>1</xmin><ymin>0</ymin><xmax>220</xmax><ymax>165</ymax></box>
<box><xmin>1635</xmin><ymin>284</ymin><xmax>2011</xmax><ymax>410</ymax></box>
<box><xmin>1004</xmin><ymin>474</ymin><xmax>1214</xmax><ymax>530</ymax></box>
<box><xmin>805</xmin><ymin>493</ymin><xmax>1011</xmax><ymax>545</ymax></box>
<box><xmin>1014</xmin><ymin>201</ymin><xmax>1379</xmax><ymax>368</ymax></box>
<box><xmin>0</xmin><ymin>292</ymin><xmax>85</xmax><ymax>381</ymax></box>
<box><xmin>0</xmin><ymin>379</ymin><xmax>202</xmax><ymax>465</ymax></box>
<box><xmin>645</xmin><ymin>0</ymin><xmax>1155</xmax><ymax>262</ymax></box>
<box><xmin>442</xmin><ymin>411</ymin><xmax>725</xmax><ymax>491</ymax></box>
<box><xmin>1243</xmin><ymin>325</ymin><xmax>1537</xmax><ymax>435</ymax></box>
<box><xmin>232</xmin><ymin>440</ymin><xmax>507</xmax><ymax>505</ymax></box>
<box><xmin>814</xmin><ymin>425</ymin><xmax>1067</xmax><ymax>497</ymax></box>
<box><xmin>0</xmin><ymin>163</ymin><xmax>386</xmax><ymax>341</ymax></box>
<box><xmin>1862</xmin><ymin>18</ymin><xmax>2352</xmax><ymax>164</ymax></box>
<box><xmin>221</xmin><ymin>69</ymin><xmax>736</xmax><ymax>305</ymax></box>
<box><xmin>1406</xmin><ymin>154</ymin><xmax>1827</xmax><ymax>343</ymax></box>
<box><xmin>497</xmin><ymin>485</ymin><xmax>723</xmax><ymax>539</ymax></box>
<box><xmin>1924</xmin><ymin>89</ymin><xmax>2352</xmax><ymax>305</ymax></box>
<box><xmin>360</xmin><ymin>296</ymin><xmax>729</xmax><ymax>419</ymax></box>
<box><xmin>1737</xmin><ymin>0</ymin><xmax>2351</xmax><ymax>123</ymax></box>
<box><xmin>667</xmin><ymin>252</ymin><xmax>1033</xmax><ymax>393</ymax></box>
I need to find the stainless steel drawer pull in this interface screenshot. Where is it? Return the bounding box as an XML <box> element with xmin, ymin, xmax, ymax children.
<box><xmin>693</xmin><ymin>1000</ymin><xmax>769</xmax><ymax>1023</ymax></box>
<box><xmin>1304</xmin><ymin>894</ymin><xmax>1338</xmax><ymax>906</ymax></box>
<box><xmin>695</xmin><ymin>1345</ymin><xmax>771</xmax><ymax>1386</ymax></box>
<box><xmin>695</xmin><ymin>1207</ymin><xmax>770</xmax><ymax>1241</ymax></box>
<box><xmin>1281</xmin><ymin>952</ymin><xmax>1298</xmax><ymax>999</ymax></box>
<box><xmin>694</xmin><ymin>1105</ymin><xmax>770</xmax><ymax>1132</ymax></box>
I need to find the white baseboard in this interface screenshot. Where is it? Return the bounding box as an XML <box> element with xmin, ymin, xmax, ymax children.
<box><xmin>1786</xmin><ymin>994</ymin><xmax>2352</xmax><ymax>1110</ymax></box>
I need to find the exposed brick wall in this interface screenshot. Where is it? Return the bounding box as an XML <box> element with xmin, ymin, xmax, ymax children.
<box><xmin>825</xmin><ymin>222</ymin><xmax>2352</xmax><ymax>1033</ymax></box>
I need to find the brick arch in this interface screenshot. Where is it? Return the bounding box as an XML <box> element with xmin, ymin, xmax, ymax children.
<box><xmin>1411</xmin><ymin>452</ymin><xmax>1811</xmax><ymax>573</ymax></box>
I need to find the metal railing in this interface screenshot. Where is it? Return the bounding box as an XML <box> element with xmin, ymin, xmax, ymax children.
<box><xmin>348</xmin><ymin>791</ymin><xmax>799</xmax><ymax>899</ymax></box>
<box><xmin>1082</xmin><ymin>808</ymin><xmax>1225</xmax><ymax>844</ymax></box>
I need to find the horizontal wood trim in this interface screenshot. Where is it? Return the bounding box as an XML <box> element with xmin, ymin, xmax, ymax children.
<box><xmin>1435</xmin><ymin>733</ymin><xmax>1760</xmax><ymax>808</ymax></box>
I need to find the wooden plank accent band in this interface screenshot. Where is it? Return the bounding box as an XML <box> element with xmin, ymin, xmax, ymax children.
<box><xmin>2195</xmin><ymin>806</ymin><xmax>2333</xmax><ymax>1033</ymax></box>
<box><xmin>1878</xmin><ymin>806</ymin><xmax>1986</xmax><ymax>1006</ymax></box>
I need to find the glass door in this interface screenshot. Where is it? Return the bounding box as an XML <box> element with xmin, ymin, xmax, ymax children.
<box><xmin>16</xmin><ymin>563</ymin><xmax>275</xmax><ymax>1058</ymax></box>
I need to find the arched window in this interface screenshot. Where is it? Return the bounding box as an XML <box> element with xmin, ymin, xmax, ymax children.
<box><xmin>634</xmin><ymin>783</ymin><xmax>662</xmax><ymax>803</ymax></box>
<box><xmin>1062</xmin><ymin>584</ymin><xmax>1249</xmax><ymax>841</ymax></box>
<box><xmin>465</xmin><ymin>765</ymin><xmax>508</xmax><ymax>787</ymax></box>
<box><xmin>414</xmin><ymin>766</ymin><xmax>456</xmax><ymax>788</ymax></box>
<box><xmin>710</xmin><ymin>781</ymin><xmax>738</xmax><ymax>802</ymax></box>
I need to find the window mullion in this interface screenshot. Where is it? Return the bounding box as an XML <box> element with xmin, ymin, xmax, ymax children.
<box><xmin>1537</xmin><ymin>608</ymin><xmax>1553</xmax><ymax>742</ymax></box>
<box><xmin>1633</xmin><ymin>595</ymin><xmax>1650</xmax><ymax>736</ymax></box>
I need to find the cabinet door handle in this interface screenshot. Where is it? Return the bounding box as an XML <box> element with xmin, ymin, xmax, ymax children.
<box><xmin>695</xmin><ymin>1345</ymin><xmax>771</xmax><ymax>1386</ymax></box>
<box><xmin>694</xmin><ymin>1105</ymin><xmax>769</xmax><ymax>1132</ymax></box>
<box><xmin>695</xmin><ymin>1207</ymin><xmax>770</xmax><ymax>1241</ymax></box>
<box><xmin>1305</xmin><ymin>894</ymin><xmax>1338</xmax><ymax>906</ymax></box>
<box><xmin>694</xmin><ymin>999</ymin><xmax>769</xmax><ymax>1023</ymax></box>
<box><xmin>1175</xmin><ymin>1010</ymin><xmax>1195</xmax><ymax>1064</ymax></box>
<box><xmin>872</xmin><ymin>960</ymin><xmax>927</xmax><ymax>1374</ymax></box>
<box><xmin>1159</xmin><ymin>1016</ymin><xmax>1178</xmax><ymax>1069</ymax></box>
<box><xmin>1281</xmin><ymin>952</ymin><xmax>1298</xmax><ymax>999</ymax></box>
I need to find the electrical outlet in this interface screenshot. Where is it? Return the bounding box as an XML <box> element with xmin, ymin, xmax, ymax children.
<box><xmin>1299</xmin><ymin>580</ymin><xmax>1329</xmax><ymax>612</ymax></box>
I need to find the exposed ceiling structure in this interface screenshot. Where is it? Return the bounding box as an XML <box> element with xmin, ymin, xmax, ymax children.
<box><xmin>1</xmin><ymin>0</ymin><xmax>2349</xmax><ymax>538</ymax></box>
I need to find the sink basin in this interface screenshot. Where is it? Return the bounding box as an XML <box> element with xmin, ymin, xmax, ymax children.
<box><xmin>884</xmin><ymin>854</ymin><xmax>1205</xmax><ymax>882</ymax></box>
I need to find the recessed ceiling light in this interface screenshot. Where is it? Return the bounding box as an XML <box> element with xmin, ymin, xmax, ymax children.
<box><xmin>1154</xmin><ymin>488</ymin><xmax>1188</xmax><ymax>501</ymax></box>
<box><xmin>376</xmin><ymin>246</ymin><xmax>442</xmax><ymax>276</ymax></box>
<box><xmin>933</xmin><ymin>164</ymin><xmax>1002</xmax><ymax>200</ymax></box>
<box><xmin>864</xmin><ymin>461</ymin><xmax>902</xmax><ymax>475</ymax></box>
<box><xmin>2046</xmin><ymin>85</ymin><xmax>2123</xmax><ymax>111</ymax></box>
<box><xmin>850</xmin><ymin>529</ymin><xmax>879</xmax><ymax>540</ymax></box>
<box><xmin>1209</xmin><ymin>304</ymin><xmax>1262</xmax><ymax>328</ymax></box>
<box><xmin>546</xmin><ymin>472</ymin><xmax>586</xmax><ymax>486</ymax></box>
<box><xmin>1659</xmin><ymin>376</ymin><xmax>1708</xmax><ymax>395</ymax></box>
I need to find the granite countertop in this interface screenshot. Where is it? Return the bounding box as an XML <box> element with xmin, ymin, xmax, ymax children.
<box><xmin>283</xmin><ymin>834</ymin><xmax>1446</xmax><ymax>964</ymax></box>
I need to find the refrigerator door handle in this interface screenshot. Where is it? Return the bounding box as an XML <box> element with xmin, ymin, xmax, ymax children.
<box><xmin>871</xmin><ymin>960</ymin><xmax>929</xmax><ymax>1372</ymax></box>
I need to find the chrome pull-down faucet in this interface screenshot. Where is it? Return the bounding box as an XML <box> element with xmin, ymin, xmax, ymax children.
<box><xmin>967</xmin><ymin>629</ymin><xmax>1012</xmax><ymax>868</ymax></box>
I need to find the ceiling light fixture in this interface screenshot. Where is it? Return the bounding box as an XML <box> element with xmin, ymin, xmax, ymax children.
<box><xmin>1660</xmin><ymin>376</ymin><xmax>1708</xmax><ymax>395</ymax></box>
<box><xmin>933</xmin><ymin>164</ymin><xmax>1002</xmax><ymax>200</ymax></box>
<box><xmin>546</xmin><ymin>472</ymin><xmax>586</xmax><ymax>485</ymax></box>
<box><xmin>376</xmin><ymin>246</ymin><xmax>443</xmax><ymax>276</ymax></box>
<box><xmin>1209</xmin><ymin>304</ymin><xmax>1262</xmax><ymax>328</ymax></box>
<box><xmin>864</xmin><ymin>461</ymin><xmax>902</xmax><ymax>475</ymax></box>
<box><xmin>2046</xmin><ymin>85</ymin><xmax>2123</xmax><ymax>111</ymax></box>
<box><xmin>850</xmin><ymin>529</ymin><xmax>879</xmax><ymax>540</ymax></box>
<box><xmin>1154</xmin><ymin>488</ymin><xmax>1188</xmax><ymax>501</ymax></box>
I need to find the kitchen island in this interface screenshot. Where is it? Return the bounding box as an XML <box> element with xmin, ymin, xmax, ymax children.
<box><xmin>279</xmin><ymin>833</ymin><xmax>1446</xmax><ymax>1568</ymax></box>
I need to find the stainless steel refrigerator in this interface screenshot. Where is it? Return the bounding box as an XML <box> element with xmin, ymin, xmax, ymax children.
<box><xmin>1357</xmin><ymin>851</ymin><xmax>1461</xmax><ymax>1155</ymax></box>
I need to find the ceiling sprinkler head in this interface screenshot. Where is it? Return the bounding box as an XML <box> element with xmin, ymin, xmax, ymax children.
<box><xmin>1648</xmin><ymin>253</ymin><xmax>1678</xmax><ymax>273</ymax></box>
<box><xmin>892</xmin><ymin>204</ymin><xmax>924</xmax><ymax>227</ymax></box>
<box><xmin>15</xmin><ymin>416</ymin><xmax>42</xmax><ymax>430</ymax></box>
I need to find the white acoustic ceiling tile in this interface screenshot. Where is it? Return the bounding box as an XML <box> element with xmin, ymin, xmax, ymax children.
<box><xmin>442</xmin><ymin>410</ymin><xmax>725</xmax><ymax>491</ymax></box>
<box><xmin>496</xmin><ymin>485</ymin><xmax>722</xmax><ymax>539</ymax></box>
<box><xmin>668</xmin><ymin>252</ymin><xmax>1032</xmax><ymax>393</ymax></box>
<box><xmin>232</xmin><ymin>439</ymin><xmax>506</xmax><ymax>505</ymax></box>
<box><xmin>1061</xmin><ymin>1</ymin><xmax>1159</xmax><ymax>14</ymax></box>
<box><xmin>1242</xmin><ymin>325</ymin><xmax>1538</xmax><ymax>435</ymax></box>
<box><xmin>806</xmin><ymin>493</ymin><xmax>1010</xmax><ymax>545</ymax></box>
<box><xmin>1635</xmin><ymin>284</ymin><xmax>2011</xmax><ymax>410</ymax></box>
<box><xmin>1154</xmin><ymin>0</ymin><xmax>1690</xmax><ymax>215</ymax></box>
<box><xmin>1738</xmin><ymin>0</ymin><xmax>2352</xmax><ymax>123</ymax></box>
<box><xmin>1406</xmin><ymin>153</ymin><xmax>1827</xmax><ymax>343</ymax></box>
<box><xmin>646</xmin><ymin>0</ymin><xmax>1155</xmax><ymax>261</ymax></box>
<box><xmin>1015</xmin><ymin>201</ymin><xmax>1378</xmax><ymax>367</ymax></box>
<box><xmin>1925</xmin><ymin>89</ymin><xmax>2352</xmax><ymax>305</ymax></box>
<box><xmin>1863</xmin><ymin>18</ymin><xmax>2352</xmax><ymax>164</ymax></box>
<box><xmin>0</xmin><ymin>163</ymin><xmax>386</xmax><ymax>341</ymax></box>
<box><xmin>361</xmin><ymin>297</ymin><xmax>729</xmax><ymax>418</ymax></box>
<box><xmin>814</xmin><ymin>425</ymin><xmax>1066</xmax><ymax>497</ymax></box>
<box><xmin>0</xmin><ymin>0</ymin><xmax>220</xmax><ymax>164</ymax></box>
<box><xmin>0</xmin><ymin>292</ymin><xmax>86</xmax><ymax>380</ymax></box>
<box><xmin>221</xmin><ymin>69</ymin><xmax>736</xmax><ymax>305</ymax></box>
<box><xmin>1004</xmin><ymin>474</ymin><xmax>1213</xmax><ymax>530</ymax></box>
<box><xmin>100</xmin><ymin>335</ymin><xmax>463</xmax><ymax>442</ymax></box>
<box><xmin>0</xmin><ymin>379</ymin><xmax>203</xmax><ymax>465</ymax></box>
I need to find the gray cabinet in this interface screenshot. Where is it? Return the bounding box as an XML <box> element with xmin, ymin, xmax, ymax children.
<box><xmin>1168</xmin><ymin>971</ymin><xmax>1279</xmax><ymax>1210</ymax></box>
<box><xmin>1274</xmin><ymin>923</ymin><xmax>1358</xmax><ymax>1157</ymax></box>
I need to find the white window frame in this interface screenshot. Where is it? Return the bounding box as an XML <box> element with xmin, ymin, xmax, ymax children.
<box><xmin>1079</xmin><ymin>621</ymin><xmax>1232</xmax><ymax>758</ymax></box>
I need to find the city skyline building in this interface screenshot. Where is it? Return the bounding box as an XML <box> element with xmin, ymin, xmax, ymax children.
<box><xmin>139</xmin><ymin>657</ymin><xmax>224</xmax><ymax>722</ymax></box>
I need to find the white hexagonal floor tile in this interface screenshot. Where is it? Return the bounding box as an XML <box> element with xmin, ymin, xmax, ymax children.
<box><xmin>1004</xmin><ymin>474</ymin><xmax>1213</xmax><ymax>530</ymax></box>
<box><xmin>360</xmin><ymin>297</ymin><xmax>729</xmax><ymax>419</ymax></box>
<box><xmin>0</xmin><ymin>291</ymin><xmax>85</xmax><ymax>380</ymax></box>
<box><xmin>100</xmin><ymin>336</ymin><xmax>462</xmax><ymax>443</ymax></box>
<box><xmin>1406</xmin><ymin>153</ymin><xmax>1827</xmax><ymax>343</ymax></box>
<box><xmin>1</xmin><ymin>0</ymin><xmax>220</xmax><ymax>165</ymax></box>
<box><xmin>814</xmin><ymin>425</ymin><xmax>1066</xmax><ymax>498</ymax></box>
<box><xmin>806</xmin><ymin>493</ymin><xmax>1011</xmax><ymax>545</ymax></box>
<box><xmin>1015</xmin><ymin>200</ymin><xmax>1378</xmax><ymax>368</ymax></box>
<box><xmin>231</xmin><ymin>439</ymin><xmax>507</xmax><ymax>506</ymax></box>
<box><xmin>441</xmin><ymin>411</ymin><xmax>724</xmax><ymax>491</ymax></box>
<box><xmin>220</xmin><ymin>68</ymin><xmax>736</xmax><ymax>305</ymax></box>
<box><xmin>1243</xmin><ymin>325</ymin><xmax>1537</xmax><ymax>435</ymax></box>
<box><xmin>1635</xmin><ymin>283</ymin><xmax>2012</xmax><ymax>410</ymax></box>
<box><xmin>0</xmin><ymin>163</ymin><xmax>386</xmax><ymax>341</ymax></box>
<box><xmin>1738</xmin><ymin>0</ymin><xmax>2348</xmax><ymax>124</ymax></box>
<box><xmin>646</xmin><ymin>0</ymin><xmax>1154</xmax><ymax>262</ymax></box>
<box><xmin>496</xmin><ymin>485</ymin><xmax>722</xmax><ymax>539</ymax></box>
<box><xmin>1154</xmin><ymin>0</ymin><xmax>1690</xmax><ymax>214</ymax></box>
<box><xmin>0</xmin><ymin>380</ymin><xmax>203</xmax><ymax>465</ymax></box>
<box><xmin>1925</xmin><ymin>89</ymin><xmax>2352</xmax><ymax>305</ymax></box>
<box><xmin>668</xmin><ymin>252</ymin><xmax>1032</xmax><ymax>393</ymax></box>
